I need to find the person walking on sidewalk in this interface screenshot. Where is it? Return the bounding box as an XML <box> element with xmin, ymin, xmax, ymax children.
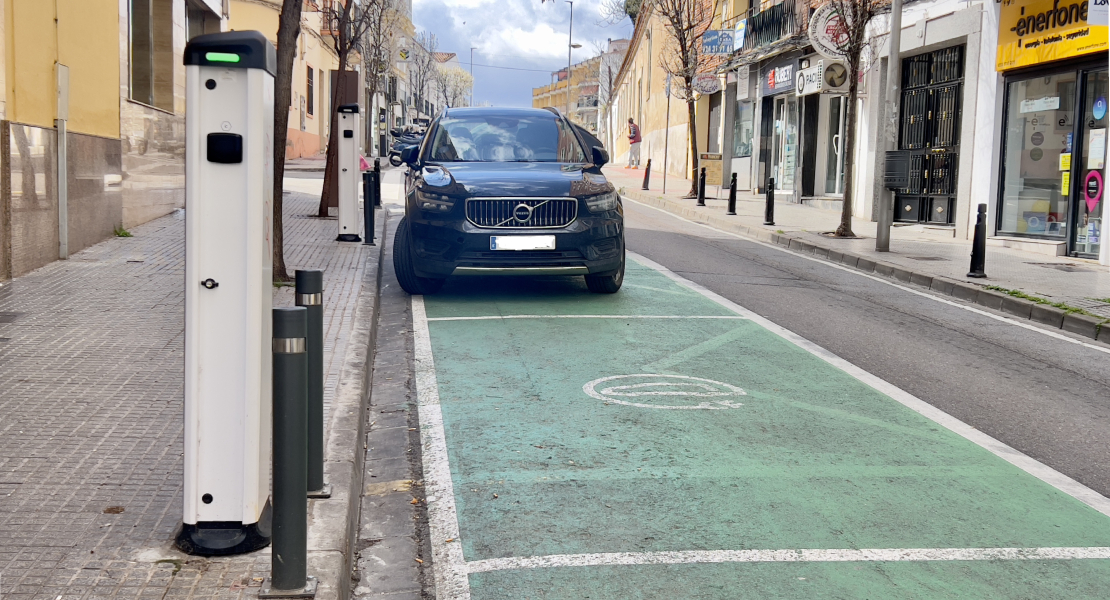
<box><xmin>627</xmin><ymin>117</ymin><xmax>642</xmax><ymax>169</ymax></box>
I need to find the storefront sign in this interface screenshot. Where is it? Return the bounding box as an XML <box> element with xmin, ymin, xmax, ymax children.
<box><xmin>796</xmin><ymin>61</ymin><xmax>824</xmax><ymax>96</ymax></box>
<box><xmin>1090</xmin><ymin>0</ymin><xmax>1108</xmax><ymax>25</ymax></box>
<box><xmin>996</xmin><ymin>0</ymin><xmax>1109</xmax><ymax>71</ymax></box>
<box><xmin>702</xmin><ymin>30</ymin><xmax>736</xmax><ymax>55</ymax></box>
<box><xmin>700</xmin><ymin>153</ymin><xmax>723</xmax><ymax>184</ymax></box>
<box><xmin>1020</xmin><ymin>96</ymin><xmax>1061</xmax><ymax>112</ymax></box>
<box><xmin>1085</xmin><ymin>170</ymin><xmax>1103</xmax><ymax>211</ymax></box>
<box><xmin>736</xmin><ymin>67</ymin><xmax>750</xmax><ymax>100</ymax></box>
<box><xmin>809</xmin><ymin>4</ymin><xmax>850</xmax><ymax>59</ymax></box>
<box><xmin>1062</xmin><ymin>171</ymin><xmax>1071</xmax><ymax>193</ymax></box>
<box><xmin>1060</xmin><ymin>152</ymin><xmax>1072</xmax><ymax>170</ymax></box>
<box><xmin>761</xmin><ymin>61</ymin><xmax>795</xmax><ymax>96</ymax></box>
<box><xmin>693</xmin><ymin>73</ymin><xmax>722</xmax><ymax>94</ymax></box>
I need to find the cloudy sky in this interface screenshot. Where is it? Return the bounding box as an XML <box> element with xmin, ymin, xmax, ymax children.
<box><xmin>412</xmin><ymin>0</ymin><xmax>634</xmax><ymax>108</ymax></box>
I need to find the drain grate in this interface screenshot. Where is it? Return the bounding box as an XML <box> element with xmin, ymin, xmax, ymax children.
<box><xmin>908</xmin><ymin>256</ymin><xmax>948</xmax><ymax>261</ymax></box>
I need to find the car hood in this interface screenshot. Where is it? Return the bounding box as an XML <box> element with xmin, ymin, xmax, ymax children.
<box><xmin>423</xmin><ymin>162</ymin><xmax>612</xmax><ymax>198</ymax></box>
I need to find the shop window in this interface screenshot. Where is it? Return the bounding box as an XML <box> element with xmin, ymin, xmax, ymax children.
<box><xmin>130</xmin><ymin>0</ymin><xmax>174</xmax><ymax>111</ymax></box>
<box><xmin>186</xmin><ymin>0</ymin><xmax>220</xmax><ymax>41</ymax></box>
<box><xmin>733</xmin><ymin>100</ymin><xmax>754</xmax><ymax>158</ymax></box>
<box><xmin>708</xmin><ymin>92</ymin><xmax>723</xmax><ymax>154</ymax></box>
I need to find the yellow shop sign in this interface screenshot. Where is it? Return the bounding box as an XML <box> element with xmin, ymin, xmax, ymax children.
<box><xmin>997</xmin><ymin>0</ymin><xmax>1108</xmax><ymax>70</ymax></box>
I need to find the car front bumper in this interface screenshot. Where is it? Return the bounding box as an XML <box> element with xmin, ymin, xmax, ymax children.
<box><xmin>407</xmin><ymin>210</ymin><xmax>624</xmax><ymax>279</ymax></box>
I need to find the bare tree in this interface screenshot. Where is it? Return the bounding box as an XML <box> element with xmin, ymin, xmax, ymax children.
<box><xmin>650</xmin><ymin>0</ymin><xmax>712</xmax><ymax>197</ymax></box>
<box><xmin>435</xmin><ymin>67</ymin><xmax>473</xmax><ymax>108</ymax></box>
<box><xmin>357</xmin><ymin>0</ymin><xmax>400</xmax><ymax>154</ymax></box>
<box><xmin>318</xmin><ymin>0</ymin><xmax>384</xmax><ymax>217</ymax></box>
<box><xmin>271</xmin><ymin>0</ymin><xmax>306</xmax><ymax>282</ymax></box>
<box><xmin>409</xmin><ymin>31</ymin><xmax>439</xmax><ymax>116</ymax></box>
<box><xmin>821</xmin><ymin>0</ymin><xmax>890</xmax><ymax>237</ymax></box>
<box><xmin>597</xmin><ymin>0</ymin><xmax>641</xmax><ymax>26</ymax></box>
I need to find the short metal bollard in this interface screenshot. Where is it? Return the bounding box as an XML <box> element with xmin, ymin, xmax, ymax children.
<box><xmin>726</xmin><ymin>173</ymin><xmax>738</xmax><ymax>216</ymax></box>
<box><xmin>967</xmin><ymin>203</ymin><xmax>987</xmax><ymax>278</ymax></box>
<box><xmin>362</xmin><ymin>172</ymin><xmax>376</xmax><ymax>246</ymax></box>
<box><xmin>261</xmin><ymin>307</ymin><xmax>318</xmax><ymax>599</ymax></box>
<box><xmin>295</xmin><ymin>271</ymin><xmax>329</xmax><ymax>499</ymax></box>
<box><xmin>373</xmin><ymin>159</ymin><xmax>382</xmax><ymax>207</ymax></box>
<box><xmin>764</xmin><ymin>178</ymin><xmax>776</xmax><ymax>226</ymax></box>
<box><xmin>696</xmin><ymin>167</ymin><xmax>707</xmax><ymax>206</ymax></box>
<box><xmin>641</xmin><ymin>159</ymin><xmax>652</xmax><ymax>190</ymax></box>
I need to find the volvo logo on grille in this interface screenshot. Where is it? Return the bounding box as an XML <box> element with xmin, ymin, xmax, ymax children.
<box><xmin>513</xmin><ymin>204</ymin><xmax>533</xmax><ymax>222</ymax></box>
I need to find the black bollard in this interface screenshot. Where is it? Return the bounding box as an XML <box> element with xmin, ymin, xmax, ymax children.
<box><xmin>967</xmin><ymin>203</ymin><xmax>987</xmax><ymax>278</ymax></box>
<box><xmin>362</xmin><ymin>172</ymin><xmax>376</xmax><ymax>246</ymax></box>
<box><xmin>295</xmin><ymin>271</ymin><xmax>329</xmax><ymax>499</ymax></box>
<box><xmin>641</xmin><ymin>159</ymin><xmax>652</xmax><ymax>190</ymax></box>
<box><xmin>373</xmin><ymin>159</ymin><xmax>382</xmax><ymax>207</ymax></box>
<box><xmin>764</xmin><ymin>178</ymin><xmax>776</xmax><ymax>226</ymax></box>
<box><xmin>697</xmin><ymin>167</ymin><xmax>707</xmax><ymax>206</ymax></box>
<box><xmin>726</xmin><ymin>173</ymin><xmax>738</xmax><ymax>216</ymax></box>
<box><xmin>262</xmin><ymin>308</ymin><xmax>318</xmax><ymax>598</ymax></box>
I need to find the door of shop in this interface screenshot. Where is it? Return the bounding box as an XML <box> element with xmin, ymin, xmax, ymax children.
<box><xmin>894</xmin><ymin>46</ymin><xmax>964</xmax><ymax>225</ymax></box>
<box><xmin>998</xmin><ymin>63</ymin><xmax>1107</xmax><ymax>258</ymax></box>
<box><xmin>771</xmin><ymin>94</ymin><xmax>798</xmax><ymax>194</ymax></box>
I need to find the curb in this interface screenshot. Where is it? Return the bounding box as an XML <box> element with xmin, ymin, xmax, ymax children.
<box><xmin>619</xmin><ymin>186</ymin><xmax>1110</xmax><ymax>345</ymax></box>
<box><xmin>305</xmin><ymin>208</ymin><xmax>389</xmax><ymax>600</ymax></box>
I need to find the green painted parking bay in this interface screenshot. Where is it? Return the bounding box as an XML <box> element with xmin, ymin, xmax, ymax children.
<box><xmin>415</xmin><ymin>256</ymin><xmax>1110</xmax><ymax>599</ymax></box>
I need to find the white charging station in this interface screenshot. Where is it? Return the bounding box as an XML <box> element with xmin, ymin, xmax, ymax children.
<box><xmin>177</xmin><ymin>31</ymin><xmax>276</xmax><ymax>556</ymax></box>
<box><xmin>337</xmin><ymin>103</ymin><xmax>361</xmax><ymax>242</ymax></box>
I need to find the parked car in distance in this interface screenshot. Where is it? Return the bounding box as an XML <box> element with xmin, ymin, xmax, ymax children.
<box><xmin>392</xmin><ymin>106</ymin><xmax>625</xmax><ymax>294</ymax></box>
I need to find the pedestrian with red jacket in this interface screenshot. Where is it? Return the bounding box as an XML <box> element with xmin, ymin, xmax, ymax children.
<box><xmin>627</xmin><ymin>117</ymin><xmax>642</xmax><ymax>169</ymax></box>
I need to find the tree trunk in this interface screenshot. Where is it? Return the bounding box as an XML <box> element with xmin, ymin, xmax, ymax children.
<box><xmin>684</xmin><ymin>95</ymin><xmax>698</xmax><ymax>198</ymax></box>
<box><xmin>319</xmin><ymin>49</ymin><xmax>351</xmax><ymax>217</ymax></box>
<box><xmin>835</xmin><ymin>62</ymin><xmax>860</xmax><ymax>238</ymax></box>
<box><xmin>272</xmin><ymin>0</ymin><xmax>303</xmax><ymax>282</ymax></box>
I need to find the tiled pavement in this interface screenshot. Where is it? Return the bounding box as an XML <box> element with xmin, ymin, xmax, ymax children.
<box><xmin>0</xmin><ymin>184</ymin><xmax>377</xmax><ymax>599</ymax></box>
<box><xmin>605</xmin><ymin>167</ymin><xmax>1110</xmax><ymax>319</ymax></box>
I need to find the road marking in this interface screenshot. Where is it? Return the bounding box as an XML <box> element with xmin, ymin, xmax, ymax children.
<box><xmin>641</xmin><ymin>326</ymin><xmax>750</xmax><ymax>373</ymax></box>
<box><xmin>426</xmin><ymin>315</ymin><xmax>747</xmax><ymax>322</ymax></box>
<box><xmin>465</xmin><ymin>546</ymin><xmax>1110</xmax><ymax>574</ymax></box>
<box><xmin>631</xmin><ymin>252</ymin><xmax>1110</xmax><ymax>519</ymax></box>
<box><xmin>623</xmin><ymin>198</ymin><xmax>1110</xmax><ymax>356</ymax></box>
<box><xmin>411</xmin><ymin>296</ymin><xmax>471</xmax><ymax>600</ymax></box>
<box><xmin>582</xmin><ymin>374</ymin><xmax>746</xmax><ymax>410</ymax></box>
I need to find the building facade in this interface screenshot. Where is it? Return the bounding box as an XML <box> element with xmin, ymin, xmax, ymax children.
<box><xmin>533</xmin><ymin>55</ymin><xmax>603</xmax><ymax>132</ymax></box>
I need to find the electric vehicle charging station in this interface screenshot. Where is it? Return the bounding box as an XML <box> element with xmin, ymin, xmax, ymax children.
<box><xmin>177</xmin><ymin>31</ymin><xmax>276</xmax><ymax>556</ymax></box>
<box><xmin>336</xmin><ymin>104</ymin><xmax>361</xmax><ymax>242</ymax></box>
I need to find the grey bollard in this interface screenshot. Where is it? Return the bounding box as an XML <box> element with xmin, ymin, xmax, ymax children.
<box><xmin>967</xmin><ymin>203</ymin><xmax>987</xmax><ymax>278</ymax></box>
<box><xmin>362</xmin><ymin>172</ymin><xmax>376</xmax><ymax>246</ymax></box>
<box><xmin>697</xmin><ymin>167</ymin><xmax>707</xmax><ymax>206</ymax></box>
<box><xmin>262</xmin><ymin>308</ymin><xmax>318</xmax><ymax>598</ymax></box>
<box><xmin>295</xmin><ymin>271</ymin><xmax>330</xmax><ymax>499</ymax></box>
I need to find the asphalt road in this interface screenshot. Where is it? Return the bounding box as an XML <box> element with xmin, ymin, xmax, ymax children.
<box><xmin>622</xmin><ymin>198</ymin><xmax>1110</xmax><ymax>498</ymax></box>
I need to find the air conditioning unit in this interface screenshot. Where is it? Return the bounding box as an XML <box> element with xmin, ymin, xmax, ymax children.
<box><xmin>821</xmin><ymin>61</ymin><xmax>850</xmax><ymax>93</ymax></box>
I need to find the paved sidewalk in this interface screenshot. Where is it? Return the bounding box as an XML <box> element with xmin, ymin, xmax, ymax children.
<box><xmin>606</xmin><ymin>167</ymin><xmax>1110</xmax><ymax>323</ymax></box>
<box><xmin>0</xmin><ymin>184</ymin><xmax>381</xmax><ymax>599</ymax></box>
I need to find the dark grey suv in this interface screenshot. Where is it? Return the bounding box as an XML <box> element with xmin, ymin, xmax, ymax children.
<box><xmin>392</xmin><ymin>106</ymin><xmax>624</xmax><ymax>294</ymax></box>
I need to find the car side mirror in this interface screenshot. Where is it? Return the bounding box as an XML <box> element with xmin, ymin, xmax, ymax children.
<box><xmin>591</xmin><ymin>146</ymin><xmax>609</xmax><ymax>167</ymax></box>
<box><xmin>400</xmin><ymin>145</ymin><xmax>420</xmax><ymax>169</ymax></box>
<box><xmin>389</xmin><ymin>128</ymin><xmax>402</xmax><ymax>137</ymax></box>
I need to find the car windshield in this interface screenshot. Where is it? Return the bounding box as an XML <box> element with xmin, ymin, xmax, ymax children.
<box><xmin>427</xmin><ymin>115</ymin><xmax>586</xmax><ymax>163</ymax></box>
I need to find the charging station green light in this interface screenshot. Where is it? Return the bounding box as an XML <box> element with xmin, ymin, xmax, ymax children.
<box><xmin>205</xmin><ymin>52</ymin><xmax>240</xmax><ymax>63</ymax></box>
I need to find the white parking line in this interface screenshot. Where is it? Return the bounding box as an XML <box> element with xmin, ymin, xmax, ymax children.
<box><xmin>623</xmin><ymin>198</ymin><xmax>1110</xmax><ymax>356</ymax></box>
<box><xmin>466</xmin><ymin>546</ymin><xmax>1110</xmax><ymax>574</ymax></box>
<box><xmin>426</xmin><ymin>314</ymin><xmax>747</xmax><ymax>321</ymax></box>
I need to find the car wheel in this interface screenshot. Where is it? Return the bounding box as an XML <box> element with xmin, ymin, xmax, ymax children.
<box><xmin>393</xmin><ymin>216</ymin><xmax>446</xmax><ymax>295</ymax></box>
<box><xmin>584</xmin><ymin>247</ymin><xmax>624</xmax><ymax>294</ymax></box>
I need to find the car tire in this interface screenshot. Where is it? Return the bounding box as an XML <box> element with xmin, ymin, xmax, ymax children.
<box><xmin>393</xmin><ymin>216</ymin><xmax>446</xmax><ymax>295</ymax></box>
<box><xmin>584</xmin><ymin>247</ymin><xmax>624</xmax><ymax>293</ymax></box>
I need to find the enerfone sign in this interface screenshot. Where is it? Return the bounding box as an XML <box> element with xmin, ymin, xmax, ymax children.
<box><xmin>809</xmin><ymin>4</ymin><xmax>851</xmax><ymax>59</ymax></box>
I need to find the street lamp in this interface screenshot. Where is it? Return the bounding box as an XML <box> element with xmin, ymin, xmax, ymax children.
<box><xmin>565</xmin><ymin>1</ymin><xmax>581</xmax><ymax>120</ymax></box>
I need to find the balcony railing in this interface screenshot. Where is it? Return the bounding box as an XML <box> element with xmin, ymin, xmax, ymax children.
<box><xmin>740</xmin><ymin>0</ymin><xmax>806</xmax><ymax>53</ymax></box>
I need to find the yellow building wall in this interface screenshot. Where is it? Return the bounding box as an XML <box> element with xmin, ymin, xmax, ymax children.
<box><xmin>5</xmin><ymin>0</ymin><xmax>119</xmax><ymax>138</ymax></box>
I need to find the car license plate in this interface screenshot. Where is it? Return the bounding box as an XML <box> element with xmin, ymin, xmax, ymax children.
<box><xmin>490</xmin><ymin>235</ymin><xmax>556</xmax><ymax>251</ymax></box>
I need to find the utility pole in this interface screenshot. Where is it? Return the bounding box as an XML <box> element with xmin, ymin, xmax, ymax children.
<box><xmin>877</xmin><ymin>0</ymin><xmax>903</xmax><ymax>252</ymax></box>
<box><xmin>470</xmin><ymin>47</ymin><xmax>476</xmax><ymax>106</ymax></box>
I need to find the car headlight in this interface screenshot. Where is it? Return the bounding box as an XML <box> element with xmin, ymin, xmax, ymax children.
<box><xmin>416</xmin><ymin>189</ymin><xmax>455</xmax><ymax>213</ymax></box>
<box><xmin>585</xmin><ymin>191</ymin><xmax>618</xmax><ymax>213</ymax></box>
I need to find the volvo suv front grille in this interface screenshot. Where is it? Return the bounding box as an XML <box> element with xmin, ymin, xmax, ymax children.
<box><xmin>466</xmin><ymin>198</ymin><xmax>578</xmax><ymax>229</ymax></box>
